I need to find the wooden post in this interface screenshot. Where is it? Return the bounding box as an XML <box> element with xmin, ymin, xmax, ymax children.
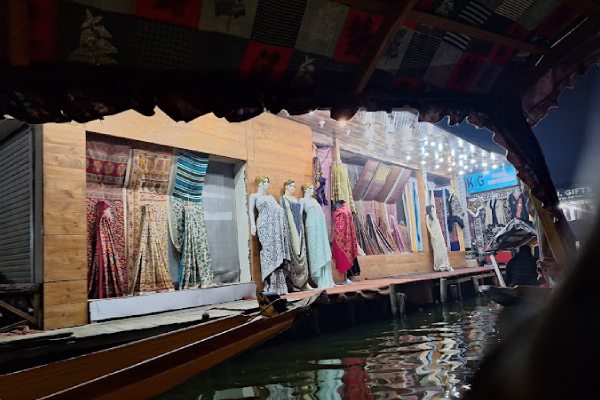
<box><xmin>440</xmin><ymin>278</ymin><xmax>448</xmax><ymax>303</ymax></box>
<box><xmin>472</xmin><ymin>276</ymin><xmax>481</xmax><ymax>294</ymax></box>
<box><xmin>389</xmin><ymin>284</ymin><xmax>399</xmax><ymax>316</ymax></box>
<box><xmin>490</xmin><ymin>254</ymin><xmax>507</xmax><ymax>287</ymax></box>
<box><xmin>396</xmin><ymin>292</ymin><xmax>406</xmax><ymax>317</ymax></box>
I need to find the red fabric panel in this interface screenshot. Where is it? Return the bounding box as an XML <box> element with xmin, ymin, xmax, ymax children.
<box><xmin>239</xmin><ymin>41</ymin><xmax>293</xmax><ymax>83</ymax></box>
<box><xmin>29</xmin><ymin>0</ymin><xmax>59</xmax><ymax>62</ymax></box>
<box><xmin>135</xmin><ymin>0</ymin><xmax>203</xmax><ymax>28</ymax></box>
<box><xmin>333</xmin><ymin>9</ymin><xmax>384</xmax><ymax>64</ymax></box>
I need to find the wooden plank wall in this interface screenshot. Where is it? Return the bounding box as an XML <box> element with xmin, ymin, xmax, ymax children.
<box><xmin>42</xmin><ymin>124</ymin><xmax>88</xmax><ymax>329</ymax></box>
<box><xmin>42</xmin><ymin>111</ymin><xmax>312</xmax><ymax>329</ymax></box>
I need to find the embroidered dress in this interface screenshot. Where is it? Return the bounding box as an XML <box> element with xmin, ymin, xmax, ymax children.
<box><xmin>168</xmin><ymin>151</ymin><xmax>212</xmax><ymax>289</ymax></box>
<box><xmin>280</xmin><ymin>196</ymin><xmax>309</xmax><ymax>291</ymax></box>
<box><xmin>332</xmin><ymin>203</ymin><xmax>358</xmax><ymax>275</ymax></box>
<box><xmin>256</xmin><ymin>195</ymin><xmax>290</xmax><ymax>295</ymax></box>
<box><xmin>131</xmin><ymin>204</ymin><xmax>174</xmax><ymax>294</ymax></box>
<box><xmin>88</xmin><ymin>201</ymin><xmax>128</xmax><ymax>298</ymax></box>
<box><xmin>304</xmin><ymin>200</ymin><xmax>335</xmax><ymax>289</ymax></box>
<box><xmin>426</xmin><ymin>205</ymin><xmax>453</xmax><ymax>272</ymax></box>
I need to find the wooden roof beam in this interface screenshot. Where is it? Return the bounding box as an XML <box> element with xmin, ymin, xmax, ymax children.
<box><xmin>408</xmin><ymin>10</ymin><xmax>547</xmax><ymax>55</ymax></box>
<box><xmin>352</xmin><ymin>0</ymin><xmax>420</xmax><ymax>95</ymax></box>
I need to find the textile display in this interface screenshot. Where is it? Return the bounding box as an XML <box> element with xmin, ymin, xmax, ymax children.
<box><xmin>375</xmin><ymin>165</ymin><xmax>401</xmax><ymax>202</ymax></box>
<box><xmin>373</xmin><ymin>202</ymin><xmax>399</xmax><ymax>252</ymax></box>
<box><xmin>362</xmin><ymin>162</ymin><xmax>390</xmax><ymax>201</ymax></box>
<box><xmin>304</xmin><ymin>200</ymin><xmax>335</xmax><ymax>289</ymax></box>
<box><xmin>508</xmin><ymin>192</ymin><xmax>529</xmax><ymax>220</ymax></box>
<box><xmin>333</xmin><ymin>163</ymin><xmax>356</xmax><ymax>213</ymax></box>
<box><xmin>87</xmin><ymin>199</ymin><xmax>128</xmax><ymax>299</ymax></box>
<box><xmin>402</xmin><ymin>188</ymin><xmax>418</xmax><ymax>252</ymax></box>
<box><xmin>255</xmin><ymin>195</ymin><xmax>290</xmax><ymax>295</ymax></box>
<box><xmin>353</xmin><ymin>160</ymin><xmax>378</xmax><ymax>200</ymax></box>
<box><xmin>412</xmin><ymin>180</ymin><xmax>423</xmax><ymax>252</ymax></box>
<box><xmin>168</xmin><ymin>151</ymin><xmax>213</xmax><ymax>289</ymax></box>
<box><xmin>332</xmin><ymin>203</ymin><xmax>358</xmax><ymax>275</ymax></box>
<box><xmin>125</xmin><ymin>149</ymin><xmax>174</xmax><ymax>294</ymax></box>
<box><xmin>485</xmin><ymin>198</ymin><xmax>507</xmax><ymax>227</ymax></box>
<box><xmin>425</xmin><ymin>205</ymin><xmax>453</xmax><ymax>272</ymax></box>
<box><xmin>467</xmin><ymin>188</ymin><xmax>516</xmax><ymax>253</ymax></box>
<box><xmin>433</xmin><ymin>190</ymin><xmax>450</xmax><ymax>248</ymax></box>
<box><xmin>366</xmin><ymin>213</ymin><xmax>395</xmax><ymax>254</ymax></box>
<box><xmin>280</xmin><ymin>196</ymin><xmax>309</xmax><ymax>291</ymax></box>
<box><xmin>86</xmin><ymin>135</ymin><xmax>131</xmax><ymax>186</ymax></box>
<box><xmin>130</xmin><ymin>204</ymin><xmax>175</xmax><ymax>294</ymax></box>
<box><xmin>171</xmin><ymin>150</ymin><xmax>208</xmax><ymax>202</ymax></box>
<box><xmin>315</xmin><ymin>146</ymin><xmax>333</xmax><ymax>240</ymax></box>
<box><xmin>170</xmin><ymin>199</ymin><xmax>213</xmax><ymax>289</ymax></box>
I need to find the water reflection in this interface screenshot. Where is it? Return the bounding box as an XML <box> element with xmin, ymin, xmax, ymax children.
<box><xmin>161</xmin><ymin>299</ymin><xmax>501</xmax><ymax>400</ymax></box>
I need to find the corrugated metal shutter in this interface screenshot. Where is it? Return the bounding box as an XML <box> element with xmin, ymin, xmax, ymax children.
<box><xmin>0</xmin><ymin>129</ymin><xmax>32</xmax><ymax>283</ymax></box>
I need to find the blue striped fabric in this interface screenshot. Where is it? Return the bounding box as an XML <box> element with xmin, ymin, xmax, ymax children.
<box><xmin>172</xmin><ymin>151</ymin><xmax>209</xmax><ymax>202</ymax></box>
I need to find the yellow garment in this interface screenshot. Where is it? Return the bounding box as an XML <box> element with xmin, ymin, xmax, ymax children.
<box><xmin>333</xmin><ymin>163</ymin><xmax>356</xmax><ymax>213</ymax></box>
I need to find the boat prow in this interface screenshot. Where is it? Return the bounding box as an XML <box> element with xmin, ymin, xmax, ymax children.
<box><xmin>0</xmin><ymin>293</ymin><xmax>321</xmax><ymax>400</ymax></box>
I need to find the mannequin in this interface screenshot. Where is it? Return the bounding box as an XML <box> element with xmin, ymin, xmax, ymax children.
<box><xmin>279</xmin><ymin>179</ymin><xmax>311</xmax><ymax>291</ymax></box>
<box><xmin>425</xmin><ymin>204</ymin><xmax>453</xmax><ymax>272</ymax></box>
<box><xmin>249</xmin><ymin>176</ymin><xmax>290</xmax><ymax>295</ymax></box>
<box><xmin>300</xmin><ymin>184</ymin><xmax>335</xmax><ymax>289</ymax></box>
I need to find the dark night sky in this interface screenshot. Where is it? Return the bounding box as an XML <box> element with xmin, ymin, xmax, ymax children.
<box><xmin>438</xmin><ymin>67</ymin><xmax>600</xmax><ymax>190</ymax></box>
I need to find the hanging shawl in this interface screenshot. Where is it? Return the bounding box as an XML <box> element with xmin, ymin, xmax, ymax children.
<box><xmin>88</xmin><ymin>201</ymin><xmax>128</xmax><ymax>299</ymax></box>
<box><xmin>168</xmin><ymin>151</ymin><xmax>213</xmax><ymax>289</ymax></box>
<box><xmin>332</xmin><ymin>203</ymin><xmax>358</xmax><ymax>274</ymax></box>
<box><xmin>333</xmin><ymin>163</ymin><xmax>356</xmax><ymax>213</ymax></box>
<box><xmin>280</xmin><ymin>196</ymin><xmax>309</xmax><ymax>290</ymax></box>
<box><xmin>131</xmin><ymin>204</ymin><xmax>174</xmax><ymax>294</ymax></box>
<box><xmin>125</xmin><ymin>148</ymin><xmax>173</xmax><ymax>293</ymax></box>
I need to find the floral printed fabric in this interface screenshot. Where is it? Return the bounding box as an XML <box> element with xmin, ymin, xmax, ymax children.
<box><xmin>168</xmin><ymin>151</ymin><xmax>213</xmax><ymax>289</ymax></box>
<box><xmin>86</xmin><ymin>136</ymin><xmax>130</xmax><ymax>186</ymax></box>
<box><xmin>131</xmin><ymin>204</ymin><xmax>174</xmax><ymax>294</ymax></box>
<box><xmin>170</xmin><ymin>199</ymin><xmax>213</xmax><ymax>289</ymax></box>
<box><xmin>332</xmin><ymin>203</ymin><xmax>358</xmax><ymax>275</ymax></box>
<box><xmin>88</xmin><ymin>200</ymin><xmax>128</xmax><ymax>298</ymax></box>
<box><xmin>126</xmin><ymin>149</ymin><xmax>173</xmax><ymax>294</ymax></box>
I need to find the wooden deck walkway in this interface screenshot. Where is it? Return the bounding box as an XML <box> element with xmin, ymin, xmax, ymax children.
<box><xmin>0</xmin><ymin>267</ymin><xmax>498</xmax><ymax>348</ymax></box>
<box><xmin>285</xmin><ymin>266</ymin><xmax>499</xmax><ymax>301</ymax></box>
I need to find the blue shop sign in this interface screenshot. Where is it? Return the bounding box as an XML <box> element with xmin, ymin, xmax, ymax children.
<box><xmin>465</xmin><ymin>166</ymin><xmax>518</xmax><ymax>194</ymax></box>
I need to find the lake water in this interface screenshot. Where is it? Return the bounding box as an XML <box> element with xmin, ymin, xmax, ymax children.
<box><xmin>160</xmin><ymin>298</ymin><xmax>503</xmax><ymax>400</ymax></box>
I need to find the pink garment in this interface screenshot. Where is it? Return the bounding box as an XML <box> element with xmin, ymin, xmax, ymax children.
<box><xmin>332</xmin><ymin>203</ymin><xmax>358</xmax><ymax>274</ymax></box>
<box><xmin>315</xmin><ymin>147</ymin><xmax>333</xmax><ymax>241</ymax></box>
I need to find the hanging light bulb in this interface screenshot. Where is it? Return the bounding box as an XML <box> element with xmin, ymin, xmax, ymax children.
<box><xmin>423</xmin><ymin>152</ymin><xmax>430</xmax><ymax>157</ymax></box>
<box><xmin>492</xmin><ymin>164</ymin><xmax>498</xmax><ymax>169</ymax></box>
<box><xmin>458</xmin><ymin>138</ymin><xmax>464</xmax><ymax>148</ymax></box>
<box><xmin>420</xmin><ymin>160</ymin><xmax>427</xmax><ymax>165</ymax></box>
<box><xmin>459</xmin><ymin>170</ymin><xmax>465</xmax><ymax>175</ymax></box>
<box><xmin>430</xmin><ymin>140</ymin><xmax>436</xmax><ymax>147</ymax></box>
<box><xmin>481</xmin><ymin>149</ymin><xmax>487</xmax><ymax>157</ymax></box>
<box><xmin>406</xmin><ymin>155</ymin><xmax>412</xmax><ymax>161</ymax></box>
<box><xmin>463</xmin><ymin>165</ymin><xmax>468</xmax><ymax>170</ymax></box>
<box><xmin>435</xmin><ymin>164</ymin><xmax>440</xmax><ymax>169</ymax></box>
<box><xmin>459</xmin><ymin>160</ymin><xmax>464</xmax><ymax>167</ymax></box>
<box><xmin>482</xmin><ymin>161</ymin><xmax>488</xmax><ymax>167</ymax></box>
<box><xmin>447</xmin><ymin>167</ymin><xmax>453</xmax><ymax>172</ymax></box>
<box><xmin>451</xmin><ymin>148</ymin><xmax>456</xmax><ymax>157</ymax></box>
<box><xmin>470</xmin><ymin>158</ymin><xmax>476</xmax><ymax>164</ymax></box>
<box><xmin>491</xmin><ymin>153</ymin><xmax>496</xmax><ymax>160</ymax></box>
<box><xmin>438</xmin><ymin>143</ymin><xmax>443</xmax><ymax>152</ymax></box>
<box><xmin>470</xmin><ymin>144</ymin><xmax>475</xmax><ymax>153</ymax></box>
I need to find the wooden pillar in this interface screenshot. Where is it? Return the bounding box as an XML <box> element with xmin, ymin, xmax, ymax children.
<box><xmin>42</xmin><ymin>123</ymin><xmax>88</xmax><ymax>329</ymax></box>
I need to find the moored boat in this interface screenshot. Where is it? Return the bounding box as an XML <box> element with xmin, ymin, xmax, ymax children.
<box><xmin>0</xmin><ymin>293</ymin><xmax>320</xmax><ymax>400</ymax></box>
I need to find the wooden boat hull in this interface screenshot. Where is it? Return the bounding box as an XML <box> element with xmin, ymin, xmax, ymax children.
<box><xmin>480</xmin><ymin>285</ymin><xmax>551</xmax><ymax>307</ymax></box>
<box><xmin>0</xmin><ymin>296</ymin><xmax>317</xmax><ymax>400</ymax></box>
